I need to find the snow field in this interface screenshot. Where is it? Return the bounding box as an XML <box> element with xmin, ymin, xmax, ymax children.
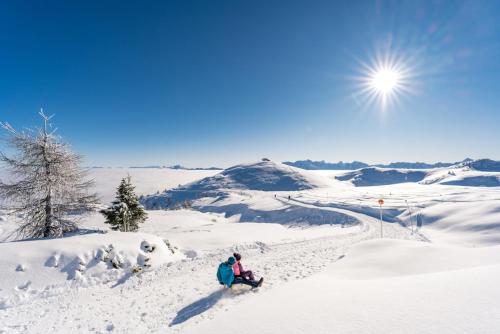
<box><xmin>0</xmin><ymin>231</ymin><xmax>184</xmax><ymax>309</ymax></box>
<box><xmin>184</xmin><ymin>239</ymin><xmax>500</xmax><ymax>334</ymax></box>
<box><xmin>2</xmin><ymin>162</ymin><xmax>500</xmax><ymax>333</ymax></box>
<box><xmin>0</xmin><ymin>210</ymin><xmax>420</xmax><ymax>333</ymax></box>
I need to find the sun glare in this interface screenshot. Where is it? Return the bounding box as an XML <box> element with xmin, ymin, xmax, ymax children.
<box><xmin>371</xmin><ymin>68</ymin><xmax>399</xmax><ymax>94</ymax></box>
<box><xmin>353</xmin><ymin>50</ymin><xmax>415</xmax><ymax>111</ymax></box>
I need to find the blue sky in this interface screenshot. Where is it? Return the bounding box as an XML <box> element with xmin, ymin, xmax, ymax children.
<box><xmin>1</xmin><ymin>0</ymin><xmax>499</xmax><ymax>167</ymax></box>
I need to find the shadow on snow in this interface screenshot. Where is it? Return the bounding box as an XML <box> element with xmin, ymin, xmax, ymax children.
<box><xmin>169</xmin><ymin>287</ymin><xmax>253</xmax><ymax>326</ymax></box>
<box><xmin>169</xmin><ymin>289</ymin><xmax>225</xmax><ymax>326</ymax></box>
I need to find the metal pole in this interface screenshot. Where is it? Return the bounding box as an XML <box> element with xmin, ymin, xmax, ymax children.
<box><xmin>379</xmin><ymin>204</ymin><xmax>383</xmax><ymax>238</ymax></box>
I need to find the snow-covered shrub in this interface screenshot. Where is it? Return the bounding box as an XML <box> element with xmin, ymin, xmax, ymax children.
<box><xmin>140</xmin><ymin>240</ymin><xmax>156</xmax><ymax>253</ymax></box>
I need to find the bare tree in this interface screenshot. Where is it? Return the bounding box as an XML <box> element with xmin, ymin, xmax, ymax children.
<box><xmin>0</xmin><ymin>110</ymin><xmax>98</xmax><ymax>238</ymax></box>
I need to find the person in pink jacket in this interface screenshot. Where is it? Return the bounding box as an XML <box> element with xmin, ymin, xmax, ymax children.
<box><xmin>232</xmin><ymin>252</ymin><xmax>260</xmax><ymax>283</ymax></box>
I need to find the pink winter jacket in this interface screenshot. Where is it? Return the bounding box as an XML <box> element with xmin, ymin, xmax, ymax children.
<box><xmin>232</xmin><ymin>262</ymin><xmax>243</xmax><ymax>276</ymax></box>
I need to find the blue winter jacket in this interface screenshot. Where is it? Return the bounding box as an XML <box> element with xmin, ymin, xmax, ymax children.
<box><xmin>217</xmin><ymin>262</ymin><xmax>234</xmax><ymax>287</ymax></box>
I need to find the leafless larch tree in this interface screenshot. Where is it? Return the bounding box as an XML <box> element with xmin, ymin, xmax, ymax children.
<box><xmin>0</xmin><ymin>111</ymin><xmax>98</xmax><ymax>238</ymax></box>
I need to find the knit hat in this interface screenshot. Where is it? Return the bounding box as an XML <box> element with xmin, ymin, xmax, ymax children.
<box><xmin>233</xmin><ymin>252</ymin><xmax>242</xmax><ymax>261</ymax></box>
<box><xmin>227</xmin><ymin>256</ymin><xmax>236</xmax><ymax>265</ymax></box>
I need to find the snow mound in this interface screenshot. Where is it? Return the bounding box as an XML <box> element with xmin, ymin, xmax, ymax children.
<box><xmin>0</xmin><ymin>231</ymin><xmax>184</xmax><ymax>309</ymax></box>
<box><xmin>219</xmin><ymin>160</ymin><xmax>316</xmax><ymax>191</ymax></box>
<box><xmin>335</xmin><ymin>167</ymin><xmax>427</xmax><ymax>186</ymax></box>
<box><xmin>142</xmin><ymin>160</ymin><xmax>318</xmax><ymax>209</ymax></box>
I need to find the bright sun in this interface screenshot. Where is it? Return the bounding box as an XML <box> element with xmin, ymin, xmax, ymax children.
<box><xmin>371</xmin><ymin>68</ymin><xmax>400</xmax><ymax>94</ymax></box>
<box><xmin>353</xmin><ymin>52</ymin><xmax>413</xmax><ymax>111</ymax></box>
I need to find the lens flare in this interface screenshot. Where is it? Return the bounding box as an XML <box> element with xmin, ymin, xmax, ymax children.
<box><xmin>352</xmin><ymin>49</ymin><xmax>416</xmax><ymax>112</ymax></box>
<box><xmin>371</xmin><ymin>68</ymin><xmax>399</xmax><ymax>94</ymax></box>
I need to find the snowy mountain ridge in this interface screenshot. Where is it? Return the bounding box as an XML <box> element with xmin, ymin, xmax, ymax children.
<box><xmin>284</xmin><ymin>158</ymin><xmax>477</xmax><ymax>170</ymax></box>
<box><xmin>141</xmin><ymin>160</ymin><xmax>321</xmax><ymax>210</ymax></box>
<box><xmin>334</xmin><ymin>159</ymin><xmax>500</xmax><ymax>187</ymax></box>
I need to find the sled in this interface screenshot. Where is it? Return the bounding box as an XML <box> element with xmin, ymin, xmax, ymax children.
<box><xmin>230</xmin><ymin>277</ymin><xmax>264</xmax><ymax>291</ymax></box>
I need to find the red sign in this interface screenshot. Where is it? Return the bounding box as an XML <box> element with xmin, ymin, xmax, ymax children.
<box><xmin>378</xmin><ymin>199</ymin><xmax>384</xmax><ymax>205</ymax></box>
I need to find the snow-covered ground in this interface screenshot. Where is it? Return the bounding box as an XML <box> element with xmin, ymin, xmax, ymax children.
<box><xmin>0</xmin><ymin>230</ymin><xmax>185</xmax><ymax>309</ymax></box>
<box><xmin>185</xmin><ymin>239</ymin><xmax>500</xmax><ymax>334</ymax></box>
<box><xmin>1</xmin><ymin>160</ymin><xmax>500</xmax><ymax>333</ymax></box>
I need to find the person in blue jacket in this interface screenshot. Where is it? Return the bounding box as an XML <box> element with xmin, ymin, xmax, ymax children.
<box><xmin>217</xmin><ymin>256</ymin><xmax>262</xmax><ymax>288</ymax></box>
<box><xmin>217</xmin><ymin>256</ymin><xmax>236</xmax><ymax>287</ymax></box>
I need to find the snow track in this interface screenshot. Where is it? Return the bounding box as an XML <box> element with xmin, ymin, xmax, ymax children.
<box><xmin>0</xmin><ymin>205</ymin><xmax>422</xmax><ymax>334</ymax></box>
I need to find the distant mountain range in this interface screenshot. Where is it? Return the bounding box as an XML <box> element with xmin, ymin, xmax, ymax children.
<box><xmin>90</xmin><ymin>158</ymin><xmax>500</xmax><ymax>172</ymax></box>
<box><xmin>283</xmin><ymin>158</ymin><xmax>475</xmax><ymax>170</ymax></box>
<box><xmin>165</xmin><ymin>165</ymin><xmax>223</xmax><ymax>171</ymax></box>
<box><xmin>91</xmin><ymin>165</ymin><xmax>223</xmax><ymax>170</ymax></box>
<box><xmin>459</xmin><ymin>159</ymin><xmax>500</xmax><ymax>172</ymax></box>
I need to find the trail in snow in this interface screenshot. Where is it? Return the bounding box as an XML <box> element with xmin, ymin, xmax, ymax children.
<box><xmin>0</xmin><ymin>203</ymin><xmax>423</xmax><ymax>334</ymax></box>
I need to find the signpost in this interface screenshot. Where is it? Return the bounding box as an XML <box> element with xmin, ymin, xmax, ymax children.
<box><xmin>378</xmin><ymin>198</ymin><xmax>384</xmax><ymax>238</ymax></box>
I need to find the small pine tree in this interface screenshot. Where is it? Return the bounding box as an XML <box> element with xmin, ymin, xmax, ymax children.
<box><xmin>101</xmin><ymin>176</ymin><xmax>147</xmax><ymax>231</ymax></box>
